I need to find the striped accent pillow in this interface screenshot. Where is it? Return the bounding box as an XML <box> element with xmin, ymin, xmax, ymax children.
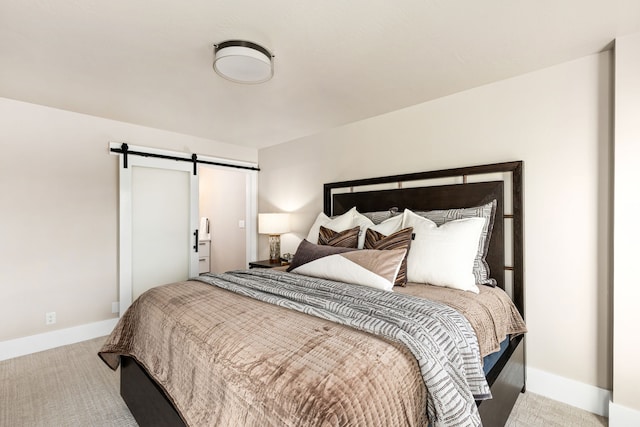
<box><xmin>318</xmin><ymin>226</ymin><xmax>360</xmax><ymax>248</ymax></box>
<box><xmin>364</xmin><ymin>227</ymin><xmax>413</xmax><ymax>287</ymax></box>
<box><xmin>362</xmin><ymin>208</ymin><xmax>401</xmax><ymax>225</ymax></box>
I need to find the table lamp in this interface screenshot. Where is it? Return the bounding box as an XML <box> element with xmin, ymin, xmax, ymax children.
<box><xmin>258</xmin><ymin>213</ymin><xmax>290</xmax><ymax>263</ymax></box>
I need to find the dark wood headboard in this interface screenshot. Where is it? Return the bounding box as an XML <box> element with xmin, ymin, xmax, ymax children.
<box><xmin>323</xmin><ymin>161</ymin><xmax>524</xmax><ymax>318</ymax></box>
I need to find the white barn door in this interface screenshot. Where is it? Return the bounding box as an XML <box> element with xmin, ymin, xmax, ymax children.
<box><xmin>118</xmin><ymin>155</ymin><xmax>199</xmax><ymax>314</ymax></box>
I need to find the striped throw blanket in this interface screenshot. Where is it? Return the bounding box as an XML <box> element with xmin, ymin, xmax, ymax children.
<box><xmin>195</xmin><ymin>269</ymin><xmax>490</xmax><ymax>427</ymax></box>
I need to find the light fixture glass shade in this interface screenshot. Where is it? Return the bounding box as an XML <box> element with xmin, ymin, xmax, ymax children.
<box><xmin>258</xmin><ymin>213</ymin><xmax>290</xmax><ymax>235</ymax></box>
<box><xmin>213</xmin><ymin>40</ymin><xmax>273</xmax><ymax>84</ymax></box>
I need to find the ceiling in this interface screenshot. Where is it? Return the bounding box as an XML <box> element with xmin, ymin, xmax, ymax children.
<box><xmin>1</xmin><ymin>1</ymin><xmax>639</xmax><ymax>149</ymax></box>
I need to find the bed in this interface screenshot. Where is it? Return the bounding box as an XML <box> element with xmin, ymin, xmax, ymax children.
<box><xmin>99</xmin><ymin>161</ymin><xmax>526</xmax><ymax>427</ymax></box>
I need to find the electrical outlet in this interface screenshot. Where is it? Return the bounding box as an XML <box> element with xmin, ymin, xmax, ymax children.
<box><xmin>112</xmin><ymin>302</ymin><xmax>119</xmax><ymax>314</ymax></box>
<box><xmin>45</xmin><ymin>312</ymin><xmax>56</xmax><ymax>325</ymax></box>
<box><xmin>238</xmin><ymin>220</ymin><xmax>245</xmax><ymax>228</ymax></box>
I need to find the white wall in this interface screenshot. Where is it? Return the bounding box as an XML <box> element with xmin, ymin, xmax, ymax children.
<box><xmin>611</xmin><ymin>33</ymin><xmax>640</xmax><ymax>424</ymax></box>
<box><xmin>259</xmin><ymin>52</ymin><xmax>612</xmax><ymax>401</ymax></box>
<box><xmin>0</xmin><ymin>97</ymin><xmax>257</xmax><ymax>342</ymax></box>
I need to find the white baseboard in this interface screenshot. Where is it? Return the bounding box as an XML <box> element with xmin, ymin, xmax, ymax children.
<box><xmin>527</xmin><ymin>367</ymin><xmax>611</xmax><ymax>417</ymax></box>
<box><xmin>609</xmin><ymin>401</ymin><xmax>640</xmax><ymax>427</ymax></box>
<box><xmin>0</xmin><ymin>318</ymin><xmax>119</xmax><ymax>362</ymax></box>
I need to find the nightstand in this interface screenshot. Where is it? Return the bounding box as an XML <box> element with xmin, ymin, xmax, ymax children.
<box><xmin>249</xmin><ymin>259</ymin><xmax>288</xmax><ymax>269</ymax></box>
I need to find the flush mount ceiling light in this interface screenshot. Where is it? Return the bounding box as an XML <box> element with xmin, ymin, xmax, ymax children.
<box><xmin>213</xmin><ymin>40</ymin><xmax>274</xmax><ymax>84</ymax></box>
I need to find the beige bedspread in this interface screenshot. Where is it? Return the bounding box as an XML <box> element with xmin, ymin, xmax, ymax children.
<box><xmin>99</xmin><ymin>275</ymin><xmax>525</xmax><ymax>426</ymax></box>
<box><xmin>396</xmin><ymin>283</ymin><xmax>527</xmax><ymax>357</ymax></box>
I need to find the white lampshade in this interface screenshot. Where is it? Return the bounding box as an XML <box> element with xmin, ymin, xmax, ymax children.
<box><xmin>213</xmin><ymin>40</ymin><xmax>273</xmax><ymax>84</ymax></box>
<box><xmin>258</xmin><ymin>213</ymin><xmax>290</xmax><ymax>235</ymax></box>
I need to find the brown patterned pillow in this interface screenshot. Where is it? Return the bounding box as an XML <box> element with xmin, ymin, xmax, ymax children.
<box><xmin>364</xmin><ymin>227</ymin><xmax>413</xmax><ymax>286</ymax></box>
<box><xmin>318</xmin><ymin>225</ymin><xmax>360</xmax><ymax>248</ymax></box>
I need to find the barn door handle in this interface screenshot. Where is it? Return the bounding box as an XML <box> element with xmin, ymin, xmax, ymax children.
<box><xmin>193</xmin><ymin>229</ymin><xmax>199</xmax><ymax>252</ymax></box>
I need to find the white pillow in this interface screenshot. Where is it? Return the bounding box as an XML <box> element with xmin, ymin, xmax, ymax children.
<box><xmin>402</xmin><ymin>209</ymin><xmax>486</xmax><ymax>293</ymax></box>
<box><xmin>370</xmin><ymin>214</ymin><xmax>403</xmax><ymax>235</ymax></box>
<box><xmin>353</xmin><ymin>211</ymin><xmax>375</xmax><ymax>248</ymax></box>
<box><xmin>306</xmin><ymin>207</ymin><xmax>358</xmax><ymax>244</ymax></box>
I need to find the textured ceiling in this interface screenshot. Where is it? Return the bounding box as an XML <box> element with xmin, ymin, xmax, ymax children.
<box><xmin>1</xmin><ymin>0</ymin><xmax>639</xmax><ymax>149</ymax></box>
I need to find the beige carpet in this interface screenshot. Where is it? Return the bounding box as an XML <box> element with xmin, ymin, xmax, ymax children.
<box><xmin>0</xmin><ymin>337</ymin><xmax>607</xmax><ymax>426</ymax></box>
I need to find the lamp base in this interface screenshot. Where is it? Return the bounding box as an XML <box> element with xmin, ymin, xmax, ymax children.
<box><xmin>268</xmin><ymin>234</ymin><xmax>281</xmax><ymax>263</ymax></box>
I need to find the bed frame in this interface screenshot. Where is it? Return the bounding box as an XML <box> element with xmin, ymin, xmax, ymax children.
<box><xmin>324</xmin><ymin>161</ymin><xmax>525</xmax><ymax>426</ymax></box>
<box><xmin>120</xmin><ymin>161</ymin><xmax>525</xmax><ymax>426</ymax></box>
